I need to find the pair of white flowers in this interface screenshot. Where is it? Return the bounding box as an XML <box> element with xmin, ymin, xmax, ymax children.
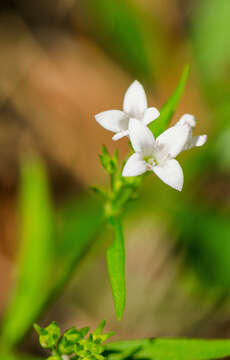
<box><xmin>95</xmin><ymin>81</ymin><xmax>207</xmax><ymax>191</ymax></box>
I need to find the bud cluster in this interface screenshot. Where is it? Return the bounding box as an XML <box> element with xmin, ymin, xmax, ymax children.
<box><xmin>91</xmin><ymin>145</ymin><xmax>143</xmax><ymax>220</ymax></box>
<box><xmin>34</xmin><ymin>320</ymin><xmax>114</xmax><ymax>360</ymax></box>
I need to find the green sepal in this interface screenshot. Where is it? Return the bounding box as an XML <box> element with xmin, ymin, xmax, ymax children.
<box><xmin>92</xmin><ymin>321</ymin><xmax>114</xmax><ymax>344</ymax></box>
<box><xmin>34</xmin><ymin>322</ymin><xmax>61</xmax><ymax>349</ymax></box>
<box><xmin>99</xmin><ymin>146</ymin><xmax>117</xmax><ymax>174</ymax></box>
<box><xmin>94</xmin><ymin>320</ymin><xmax>106</xmax><ymax>335</ymax></box>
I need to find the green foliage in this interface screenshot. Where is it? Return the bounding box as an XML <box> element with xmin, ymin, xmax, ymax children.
<box><xmin>99</xmin><ymin>145</ymin><xmax>118</xmax><ymax>175</ymax></box>
<box><xmin>149</xmin><ymin>65</ymin><xmax>190</xmax><ymax>137</ymax></box>
<box><xmin>106</xmin><ymin>218</ymin><xmax>126</xmax><ymax>320</ymax></box>
<box><xmin>1</xmin><ymin>157</ymin><xmax>54</xmax><ymax>349</ymax></box>
<box><xmin>1</xmin><ymin>355</ymin><xmax>43</xmax><ymax>360</ymax></box>
<box><xmin>190</xmin><ymin>0</ymin><xmax>230</xmax><ymax>131</ymax></box>
<box><xmin>58</xmin><ymin>327</ymin><xmax>90</xmax><ymax>355</ymax></box>
<box><xmin>49</xmin><ymin>196</ymin><xmax>103</xmax><ymax>307</ymax></box>
<box><xmin>105</xmin><ymin>338</ymin><xmax>230</xmax><ymax>360</ymax></box>
<box><xmin>175</xmin><ymin>204</ymin><xmax>230</xmax><ymax>289</ymax></box>
<box><xmin>94</xmin><ymin>146</ymin><xmax>143</xmax><ymax>320</ymax></box>
<box><xmin>97</xmin><ymin>146</ymin><xmax>143</xmax><ymax>220</ymax></box>
<box><xmin>35</xmin><ymin>321</ymin><xmax>113</xmax><ymax>360</ymax></box>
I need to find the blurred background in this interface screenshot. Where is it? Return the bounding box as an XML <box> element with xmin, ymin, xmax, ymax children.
<box><xmin>0</xmin><ymin>0</ymin><xmax>230</xmax><ymax>358</ymax></box>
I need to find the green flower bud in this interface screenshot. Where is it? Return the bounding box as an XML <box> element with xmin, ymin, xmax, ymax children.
<box><xmin>34</xmin><ymin>322</ymin><xmax>61</xmax><ymax>349</ymax></box>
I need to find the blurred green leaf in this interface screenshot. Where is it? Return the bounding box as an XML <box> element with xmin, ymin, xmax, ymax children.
<box><xmin>106</xmin><ymin>217</ymin><xmax>126</xmax><ymax>320</ymax></box>
<box><xmin>191</xmin><ymin>0</ymin><xmax>230</xmax><ymax>83</ymax></box>
<box><xmin>190</xmin><ymin>0</ymin><xmax>230</xmax><ymax>132</ymax></box>
<box><xmin>149</xmin><ymin>65</ymin><xmax>190</xmax><ymax>137</ymax></box>
<box><xmin>175</xmin><ymin>204</ymin><xmax>230</xmax><ymax>289</ymax></box>
<box><xmin>0</xmin><ymin>163</ymin><xmax>103</xmax><ymax>350</ymax></box>
<box><xmin>84</xmin><ymin>0</ymin><xmax>156</xmax><ymax>81</ymax></box>
<box><xmin>1</xmin><ymin>158</ymin><xmax>54</xmax><ymax>349</ymax></box>
<box><xmin>106</xmin><ymin>338</ymin><xmax>230</xmax><ymax>360</ymax></box>
<box><xmin>0</xmin><ymin>355</ymin><xmax>43</xmax><ymax>360</ymax></box>
<box><xmin>46</xmin><ymin>196</ymin><xmax>103</xmax><ymax>306</ymax></box>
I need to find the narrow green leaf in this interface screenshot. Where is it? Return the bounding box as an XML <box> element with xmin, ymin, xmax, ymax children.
<box><xmin>45</xmin><ymin>196</ymin><xmax>103</xmax><ymax>306</ymax></box>
<box><xmin>106</xmin><ymin>218</ymin><xmax>126</xmax><ymax>320</ymax></box>
<box><xmin>1</xmin><ymin>157</ymin><xmax>54</xmax><ymax>349</ymax></box>
<box><xmin>106</xmin><ymin>338</ymin><xmax>230</xmax><ymax>360</ymax></box>
<box><xmin>149</xmin><ymin>65</ymin><xmax>190</xmax><ymax>137</ymax></box>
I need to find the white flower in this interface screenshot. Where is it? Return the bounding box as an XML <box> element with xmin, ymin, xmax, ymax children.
<box><xmin>95</xmin><ymin>80</ymin><xmax>160</xmax><ymax>141</ymax></box>
<box><xmin>122</xmin><ymin>117</ymin><xmax>207</xmax><ymax>191</ymax></box>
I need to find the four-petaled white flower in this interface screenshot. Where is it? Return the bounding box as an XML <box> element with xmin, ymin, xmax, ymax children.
<box><xmin>122</xmin><ymin>115</ymin><xmax>207</xmax><ymax>191</ymax></box>
<box><xmin>95</xmin><ymin>80</ymin><xmax>160</xmax><ymax>141</ymax></box>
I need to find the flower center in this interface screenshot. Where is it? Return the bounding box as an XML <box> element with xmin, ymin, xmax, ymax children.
<box><xmin>144</xmin><ymin>145</ymin><xmax>170</xmax><ymax>170</ymax></box>
<box><xmin>144</xmin><ymin>156</ymin><xmax>156</xmax><ymax>170</ymax></box>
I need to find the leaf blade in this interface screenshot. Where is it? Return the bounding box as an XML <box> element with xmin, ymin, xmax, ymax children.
<box><xmin>149</xmin><ymin>65</ymin><xmax>190</xmax><ymax>137</ymax></box>
<box><xmin>106</xmin><ymin>338</ymin><xmax>230</xmax><ymax>360</ymax></box>
<box><xmin>106</xmin><ymin>217</ymin><xmax>126</xmax><ymax>320</ymax></box>
<box><xmin>47</xmin><ymin>196</ymin><xmax>103</xmax><ymax>304</ymax></box>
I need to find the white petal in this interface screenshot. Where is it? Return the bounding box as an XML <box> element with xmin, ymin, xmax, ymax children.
<box><xmin>143</xmin><ymin>107</ymin><xmax>160</xmax><ymax>125</ymax></box>
<box><xmin>95</xmin><ymin>110</ymin><xmax>128</xmax><ymax>133</ymax></box>
<box><xmin>191</xmin><ymin>134</ymin><xmax>207</xmax><ymax>147</ymax></box>
<box><xmin>153</xmin><ymin>159</ymin><xmax>184</xmax><ymax>191</ymax></box>
<box><xmin>156</xmin><ymin>125</ymin><xmax>190</xmax><ymax>158</ymax></box>
<box><xmin>176</xmin><ymin>114</ymin><xmax>196</xmax><ymax>128</ymax></box>
<box><xmin>123</xmin><ymin>80</ymin><xmax>147</xmax><ymax>119</ymax></box>
<box><xmin>122</xmin><ymin>153</ymin><xmax>147</xmax><ymax>177</ymax></box>
<box><xmin>112</xmin><ymin>130</ymin><xmax>129</xmax><ymax>141</ymax></box>
<box><xmin>184</xmin><ymin>134</ymin><xmax>207</xmax><ymax>150</ymax></box>
<box><xmin>129</xmin><ymin>118</ymin><xmax>155</xmax><ymax>156</ymax></box>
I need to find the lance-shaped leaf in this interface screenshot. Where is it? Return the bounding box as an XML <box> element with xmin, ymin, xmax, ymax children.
<box><xmin>149</xmin><ymin>65</ymin><xmax>190</xmax><ymax>137</ymax></box>
<box><xmin>105</xmin><ymin>338</ymin><xmax>230</xmax><ymax>360</ymax></box>
<box><xmin>106</xmin><ymin>218</ymin><xmax>126</xmax><ymax>320</ymax></box>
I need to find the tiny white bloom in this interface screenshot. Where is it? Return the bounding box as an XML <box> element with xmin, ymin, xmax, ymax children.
<box><xmin>95</xmin><ymin>80</ymin><xmax>160</xmax><ymax>141</ymax></box>
<box><xmin>122</xmin><ymin>117</ymin><xmax>207</xmax><ymax>191</ymax></box>
<box><xmin>175</xmin><ymin>114</ymin><xmax>207</xmax><ymax>150</ymax></box>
